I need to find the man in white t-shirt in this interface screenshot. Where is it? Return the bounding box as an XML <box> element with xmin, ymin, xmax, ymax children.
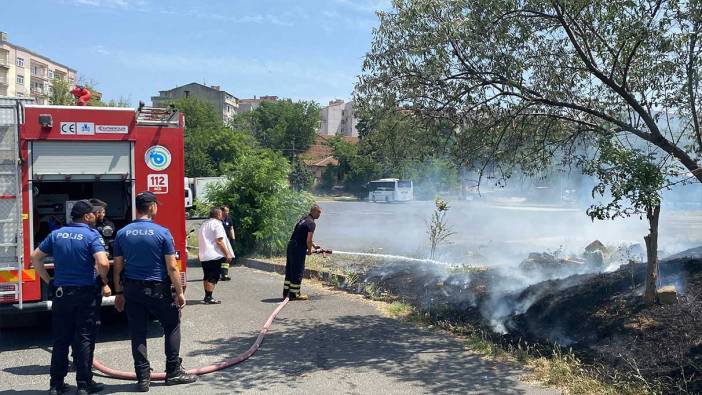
<box><xmin>197</xmin><ymin>207</ymin><xmax>234</xmax><ymax>304</ymax></box>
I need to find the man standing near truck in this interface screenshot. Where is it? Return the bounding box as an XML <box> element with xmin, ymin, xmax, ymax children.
<box><xmin>112</xmin><ymin>191</ymin><xmax>197</xmax><ymax>392</ymax></box>
<box><xmin>31</xmin><ymin>200</ymin><xmax>111</xmax><ymax>395</ymax></box>
<box><xmin>283</xmin><ymin>204</ymin><xmax>322</xmax><ymax>301</ymax></box>
<box><xmin>197</xmin><ymin>207</ymin><xmax>233</xmax><ymax>304</ymax></box>
<box><xmin>220</xmin><ymin>205</ymin><xmax>236</xmax><ymax>281</ymax></box>
<box><xmin>90</xmin><ymin>199</ymin><xmax>116</xmax><ymax>252</ymax></box>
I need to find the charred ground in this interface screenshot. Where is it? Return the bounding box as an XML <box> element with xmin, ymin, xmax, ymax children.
<box><xmin>335</xmin><ymin>247</ymin><xmax>702</xmax><ymax>392</ymax></box>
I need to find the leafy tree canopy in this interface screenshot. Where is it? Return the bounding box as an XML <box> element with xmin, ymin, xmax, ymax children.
<box><xmin>232</xmin><ymin>99</ymin><xmax>320</xmax><ymax>158</ymax></box>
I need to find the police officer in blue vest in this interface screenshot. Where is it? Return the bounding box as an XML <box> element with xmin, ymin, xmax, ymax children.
<box><xmin>31</xmin><ymin>200</ymin><xmax>111</xmax><ymax>395</ymax></box>
<box><xmin>112</xmin><ymin>191</ymin><xmax>197</xmax><ymax>392</ymax></box>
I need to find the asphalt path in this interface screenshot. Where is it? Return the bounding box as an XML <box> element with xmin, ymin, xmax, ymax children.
<box><xmin>0</xmin><ymin>265</ymin><xmax>556</xmax><ymax>394</ymax></box>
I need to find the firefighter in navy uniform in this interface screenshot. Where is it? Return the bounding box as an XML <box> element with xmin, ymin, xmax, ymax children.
<box><xmin>89</xmin><ymin>199</ymin><xmax>116</xmax><ymax>254</ymax></box>
<box><xmin>31</xmin><ymin>200</ymin><xmax>111</xmax><ymax>395</ymax></box>
<box><xmin>112</xmin><ymin>192</ymin><xmax>197</xmax><ymax>392</ymax></box>
<box><xmin>283</xmin><ymin>204</ymin><xmax>322</xmax><ymax>301</ymax></box>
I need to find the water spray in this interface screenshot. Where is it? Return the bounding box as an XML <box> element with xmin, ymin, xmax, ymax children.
<box><xmin>333</xmin><ymin>250</ymin><xmax>451</xmax><ymax>265</ymax></box>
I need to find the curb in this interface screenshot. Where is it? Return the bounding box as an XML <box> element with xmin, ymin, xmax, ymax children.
<box><xmin>240</xmin><ymin>258</ymin><xmax>348</xmax><ymax>285</ymax></box>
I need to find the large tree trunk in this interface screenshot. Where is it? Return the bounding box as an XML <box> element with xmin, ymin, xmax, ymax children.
<box><xmin>643</xmin><ymin>204</ymin><xmax>661</xmax><ymax>305</ymax></box>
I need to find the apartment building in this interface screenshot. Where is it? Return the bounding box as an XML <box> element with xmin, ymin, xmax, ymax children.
<box><xmin>319</xmin><ymin>99</ymin><xmax>358</xmax><ymax>137</ymax></box>
<box><xmin>238</xmin><ymin>95</ymin><xmax>278</xmax><ymax>112</ymax></box>
<box><xmin>152</xmin><ymin>82</ymin><xmax>239</xmax><ymax>124</ymax></box>
<box><xmin>0</xmin><ymin>32</ymin><xmax>77</xmax><ymax>104</ymax></box>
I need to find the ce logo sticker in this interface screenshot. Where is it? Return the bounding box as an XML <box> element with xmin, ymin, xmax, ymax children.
<box><xmin>60</xmin><ymin>122</ymin><xmax>76</xmax><ymax>135</ymax></box>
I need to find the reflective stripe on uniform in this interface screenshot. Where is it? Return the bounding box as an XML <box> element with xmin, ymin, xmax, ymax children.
<box><xmin>284</xmin><ymin>280</ymin><xmax>290</xmax><ymax>290</ymax></box>
<box><xmin>221</xmin><ymin>262</ymin><xmax>230</xmax><ymax>269</ymax></box>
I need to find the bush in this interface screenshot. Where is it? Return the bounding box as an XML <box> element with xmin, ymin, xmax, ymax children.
<box><xmin>206</xmin><ymin>148</ymin><xmax>314</xmax><ymax>256</ymax></box>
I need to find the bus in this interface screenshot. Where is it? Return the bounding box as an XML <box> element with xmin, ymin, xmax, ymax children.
<box><xmin>368</xmin><ymin>178</ymin><xmax>414</xmax><ymax>202</ymax></box>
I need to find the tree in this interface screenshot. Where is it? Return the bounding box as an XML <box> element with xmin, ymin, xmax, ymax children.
<box><xmin>170</xmin><ymin>97</ymin><xmax>255</xmax><ymax>177</ymax></box>
<box><xmin>357</xmin><ymin>0</ymin><xmax>702</xmax><ymax>303</ymax></box>
<box><xmin>427</xmin><ymin>198</ymin><xmax>455</xmax><ymax>259</ymax></box>
<box><xmin>49</xmin><ymin>77</ymin><xmax>72</xmax><ymax>105</ymax></box>
<box><xmin>207</xmin><ymin>149</ymin><xmax>314</xmax><ymax>256</ymax></box>
<box><xmin>583</xmin><ymin>137</ymin><xmax>668</xmax><ymax>304</ymax></box>
<box><xmin>289</xmin><ymin>157</ymin><xmax>315</xmax><ymax>191</ymax></box>
<box><xmin>236</xmin><ymin>99</ymin><xmax>320</xmax><ymax>158</ymax></box>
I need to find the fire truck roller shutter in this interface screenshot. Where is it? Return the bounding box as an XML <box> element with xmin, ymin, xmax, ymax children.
<box><xmin>31</xmin><ymin>141</ymin><xmax>132</xmax><ymax>181</ymax></box>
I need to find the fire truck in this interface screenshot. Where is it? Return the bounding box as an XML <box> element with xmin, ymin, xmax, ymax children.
<box><xmin>0</xmin><ymin>97</ymin><xmax>187</xmax><ymax>314</ymax></box>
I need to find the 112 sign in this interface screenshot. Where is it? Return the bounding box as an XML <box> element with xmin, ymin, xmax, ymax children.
<box><xmin>147</xmin><ymin>174</ymin><xmax>169</xmax><ymax>194</ymax></box>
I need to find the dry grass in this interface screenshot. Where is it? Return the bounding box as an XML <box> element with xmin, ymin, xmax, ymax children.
<box><xmin>247</xmin><ymin>255</ymin><xmax>667</xmax><ymax>395</ymax></box>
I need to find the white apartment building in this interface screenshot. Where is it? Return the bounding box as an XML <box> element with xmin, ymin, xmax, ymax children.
<box><xmin>0</xmin><ymin>32</ymin><xmax>77</xmax><ymax>104</ymax></box>
<box><xmin>319</xmin><ymin>99</ymin><xmax>358</xmax><ymax>137</ymax></box>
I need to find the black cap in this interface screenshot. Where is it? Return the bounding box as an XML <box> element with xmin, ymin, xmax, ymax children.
<box><xmin>135</xmin><ymin>191</ymin><xmax>159</xmax><ymax>207</ymax></box>
<box><xmin>71</xmin><ymin>200</ymin><xmax>98</xmax><ymax>219</ymax></box>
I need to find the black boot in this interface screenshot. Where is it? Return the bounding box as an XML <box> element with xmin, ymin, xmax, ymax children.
<box><xmin>48</xmin><ymin>382</ymin><xmax>70</xmax><ymax>395</ymax></box>
<box><xmin>165</xmin><ymin>359</ymin><xmax>198</xmax><ymax>386</ymax></box>
<box><xmin>76</xmin><ymin>379</ymin><xmax>104</xmax><ymax>394</ymax></box>
<box><xmin>135</xmin><ymin>367</ymin><xmax>151</xmax><ymax>392</ymax></box>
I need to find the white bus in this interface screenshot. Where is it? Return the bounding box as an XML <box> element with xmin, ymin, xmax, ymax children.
<box><xmin>368</xmin><ymin>178</ymin><xmax>414</xmax><ymax>202</ymax></box>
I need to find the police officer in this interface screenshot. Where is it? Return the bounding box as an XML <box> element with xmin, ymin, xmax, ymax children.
<box><xmin>283</xmin><ymin>204</ymin><xmax>322</xmax><ymax>301</ymax></box>
<box><xmin>112</xmin><ymin>191</ymin><xmax>197</xmax><ymax>392</ymax></box>
<box><xmin>31</xmin><ymin>200</ymin><xmax>111</xmax><ymax>395</ymax></box>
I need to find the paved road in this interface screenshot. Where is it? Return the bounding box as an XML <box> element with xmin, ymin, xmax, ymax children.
<box><xmin>1</xmin><ymin>265</ymin><xmax>555</xmax><ymax>394</ymax></box>
<box><xmin>315</xmin><ymin>200</ymin><xmax>702</xmax><ymax>264</ymax></box>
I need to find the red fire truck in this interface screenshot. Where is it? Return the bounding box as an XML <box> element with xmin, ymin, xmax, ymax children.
<box><xmin>0</xmin><ymin>97</ymin><xmax>187</xmax><ymax>314</ymax></box>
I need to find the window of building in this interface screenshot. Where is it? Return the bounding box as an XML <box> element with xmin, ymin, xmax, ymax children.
<box><xmin>48</xmin><ymin>70</ymin><xmax>54</xmax><ymax>79</ymax></box>
<box><xmin>16</xmin><ymin>75</ymin><xmax>24</xmax><ymax>85</ymax></box>
<box><xmin>16</xmin><ymin>57</ymin><xmax>24</xmax><ymax>67</ymax></box>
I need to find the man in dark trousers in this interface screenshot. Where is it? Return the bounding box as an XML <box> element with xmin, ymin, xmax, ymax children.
<box><xmin>89</xmin><ymin>199</ymin><xmax>116</xmax><ymax>252</ymax></box>
<box><xmin>112</xmin><ymin>192</ymin><xmax>197</xmax><ymax>392</ymax></box>
<box><xmin>283</xmin><ymin>204</ymin><xmax>321</xmax><ymax>301</ymax></box>
<box><xmin>31</xmin><ymin>200</ymin><xmax>111</xmax><ymax>395</ymax></box>
<box><xmin>220</xmin><ymin>205</ymin><xmax>236</xmax><ymax>281</ymax></box>
<box><xmin>197</xmin><ymin>207</ymin><xmax>233</xmax><ymax>304</ymax></box>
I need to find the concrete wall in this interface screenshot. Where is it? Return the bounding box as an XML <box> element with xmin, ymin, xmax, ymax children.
<box><xmin>320</xmin><ymin>100</ymin><xmax>345</xmax><ymax>136</ymax></box>
<box><xmin>319</xmin><ymin>100</ymin><xmax>358</xmax><ymax>137</ymax></box>
<box><xmin>152</xmin><ymin>83</ymin><xmax>239</xmax><ymax>124</ymax></box>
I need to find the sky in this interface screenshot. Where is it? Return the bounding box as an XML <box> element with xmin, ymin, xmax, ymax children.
<box><xmin>3</xmin><ymin>0</ymin><xmax>391</xmax><ymax>105</ymax></box>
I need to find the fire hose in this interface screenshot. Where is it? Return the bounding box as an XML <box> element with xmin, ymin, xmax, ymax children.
<box><xmin>92</xmin><ymin>297</ymin><xmax>289</xmax><ymax>380</ymax></box>
<box><xmin>92</xmin><ymin>248</ymin><xmax>332</xmax><ymax>380</ymax></box>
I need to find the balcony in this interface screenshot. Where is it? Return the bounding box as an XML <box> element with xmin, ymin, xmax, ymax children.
<box><xmin>0</xmin><ymin>58</ymin><xmax>8</xmax><ymax>68</ymax></box>
<box><xmin>30</xmin><ymin>87</ymin><xmax>47</xmax><ymax>96</ymax></box>
<box><xmin>30</xmin><ymin>70</ymin><xmax>48</xmax><ymax>81</ymax></box>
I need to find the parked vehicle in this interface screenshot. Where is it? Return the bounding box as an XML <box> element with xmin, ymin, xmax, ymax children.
<box><xmin>368</xmin><ymin>178</ymin><xmax>414</xmax><ymax>202</ymax></box>
<box><xmin>0</xmin><ymin>98</ymin><xmax>188</xmax><ymax>314</ymax></box>
<box><xmin>184</xmin><ymin>176</ymin><xmax>226</xmax><ymax>216</ymax></box>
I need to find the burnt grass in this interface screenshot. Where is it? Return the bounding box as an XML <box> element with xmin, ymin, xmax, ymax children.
<box><xmin>341</xmin><ymin>248</ymin><xmax>702</xmax><ymax>391</ymax></box>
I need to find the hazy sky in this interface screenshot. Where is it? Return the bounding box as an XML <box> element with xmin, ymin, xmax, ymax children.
<box><xmin>3</xmin><ymin>0</ymin><xmax>390</xmax><ymax>105</ymax></box>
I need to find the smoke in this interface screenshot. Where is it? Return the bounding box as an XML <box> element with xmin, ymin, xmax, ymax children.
<box><xmin>316</xmin><ymin>170</ymin><xmax>702</xmax><ymax>335</ymax></box>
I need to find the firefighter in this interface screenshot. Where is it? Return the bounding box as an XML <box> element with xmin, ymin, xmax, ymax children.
<box><xmin>90</xmin><ymin>199</ymin><xmax>116</xmax><ymax>254</ymax></box>
<box><xmin>220</xmin><ymin>205</ymin><xmax>236</xmax><ymax>281</ymax></box>
<box><xmin>31</xmin><ymin>200</ymin><xmax>110</xmax><ymax>395</ymax></box>
<box><xmin>283</xmin><ymin>204</ymin><xmax>322</xmax><ymax>301</ymax></box>
<box><xmin>112</xmin><ymin>191</ymin><xmax>197</xmax><ymax>392</ymax></box>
